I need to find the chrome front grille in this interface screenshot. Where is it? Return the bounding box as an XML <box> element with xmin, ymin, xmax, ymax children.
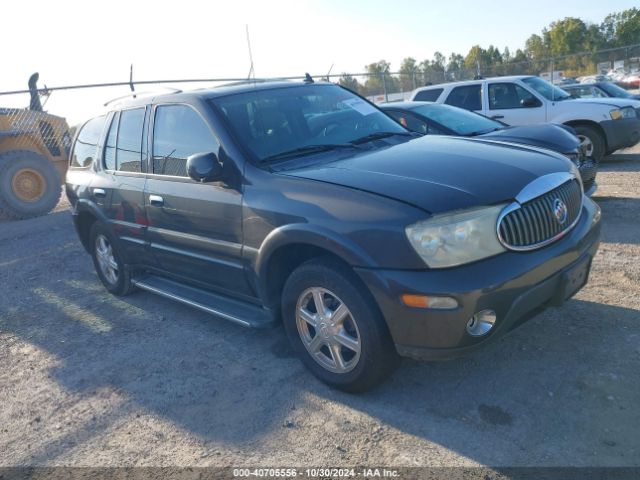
<box><xmin>498</xmin><ymin>178</ymin><xmax>583</xmax><ymax>250</ymax></box>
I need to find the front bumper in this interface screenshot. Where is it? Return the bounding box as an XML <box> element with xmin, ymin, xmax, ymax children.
<box><xmin>600</xmin><ymin>117</ymin><xmax>640</xmax><ymax>151</ymax></box>
<box><xmin>355</xmin><ymin>198</ymin><xmax>601</xmax><ymax>360</ymax></box>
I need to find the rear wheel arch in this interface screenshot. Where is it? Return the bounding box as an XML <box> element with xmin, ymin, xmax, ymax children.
<box><xmin>76</xmin><ymin>210</ymin><xmax>99</xmax><ymax>252</ymax></box>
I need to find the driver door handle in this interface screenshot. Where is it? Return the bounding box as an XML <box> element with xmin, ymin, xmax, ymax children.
<box><xmin>149</xmin><ymin>194</ymin><xmax>164</xmax><ymax>206</ymax></box>
<box><xmin>491</xmin><ymin>115</ymin><xmax>504</xmax><ymax>119</ymax></box>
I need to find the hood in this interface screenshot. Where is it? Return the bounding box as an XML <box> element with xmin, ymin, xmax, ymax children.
<box><xmin>480</xmin><ymin>123</ymin><xmax>579</xmax><ymax>154</ymax></box>
<box><xmin>277</xmin><ymin>136</ymin><xmax>574</xmax><ymax>214</ymax></box>
<box><xmin>569</xmin><ymin>97</ymin><xmax>640</xmax><ymax>109</ymax></box>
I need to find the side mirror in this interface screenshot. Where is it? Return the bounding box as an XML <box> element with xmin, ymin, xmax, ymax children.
<box><xmin>521</xmin><ymin>97</ymin><xmax>540</xmax><ymax>108</ymax></box>
<box><xmin>187</xmin><ymin>152</ymin><xmax>223</xmax><ymax>183</ymax></box>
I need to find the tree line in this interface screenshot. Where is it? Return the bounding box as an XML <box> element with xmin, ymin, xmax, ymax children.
<box><xmin>339</xmin><ymin>7</ymin><xmax>640</xmax><ymax>95</ymax></box>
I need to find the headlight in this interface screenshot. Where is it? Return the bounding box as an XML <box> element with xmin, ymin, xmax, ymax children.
<box><xmin>568</xmin><ymin>161</ymin><xmax>582</xmax><ymax>187</ymax></box>
<box><xmin>406</xmin><ymin>205</ymin><xmax>506</xmax><ymax>268</ymax></box>
<box><xmin>610</xmin><ymin>107</ymin><xmax>636</xmax><ymax>120</ymax></box>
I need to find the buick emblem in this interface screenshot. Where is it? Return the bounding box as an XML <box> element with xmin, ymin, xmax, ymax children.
<box><xmin>553</xmin><ymin>198</ymin><xmax>568</xmax><ymax>224</ymax></box>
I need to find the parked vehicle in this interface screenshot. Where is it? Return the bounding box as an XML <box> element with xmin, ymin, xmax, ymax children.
<box><xmin>410</xmin><ymin>75</ymin><xmax>640</xmax><ymax>161</ymax></box>
<box><xmin>67</xmin><ymin>81</ymin><xmax>601</xmax><ymax>391</ymax></box>
<box><xmin>563</xmin><ymin>82</ymin><xmax>640</xmax><ymax>101</ymax></box>
<box><xmin>380</xmin><ymin>101</ymin><xmax>597</xmax><ymax>195</ymax></box>
<box><xmin>0</xmin><ymin>73</ymin><xmax>71</xmax><ymax>219</ymax></box>
<box><xmin>579</xmin><ymin>75</ymin><xmax>611</xmax><ymax>84</ymax></box>
<box><xmin>619</xmin><ymin>73</ymin><xmax>640</xmax><ymax>89</ymax></box>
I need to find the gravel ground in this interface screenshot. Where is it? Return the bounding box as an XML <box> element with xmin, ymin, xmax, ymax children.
<box><xmin>0</xmin><ymin>146</ymin><xmax>639</xmax><ymax>469</ymax></box>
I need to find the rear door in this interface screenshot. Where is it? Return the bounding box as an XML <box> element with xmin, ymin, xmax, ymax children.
<box><xmin>485</xmin><ymin>81</ymin><xmax>546</xmax><ymax>125</ymax></box>
<box><xmin>444</xmin><ymin>84</ymin><xmax>483</xmax><ymax>114</ymax></box>
<box><xmin>144</xmin><ymin>103</ymin><xmax>252</xmax><ymax>298</ymax></box>
<box><xmin>100</xmin><ymin>106</ymin><xmax>152</xmax><ymax>265</ymax></box>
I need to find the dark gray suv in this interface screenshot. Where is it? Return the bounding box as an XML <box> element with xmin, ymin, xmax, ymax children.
<box><xmin>66</xmin><ymin>81</ymin><xmax>601</xmax><ymax>391</ymax></box>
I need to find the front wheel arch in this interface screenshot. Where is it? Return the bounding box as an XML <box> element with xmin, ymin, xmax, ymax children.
<box><xmin>564</xmin><ymin>121</ymin><xmax>607</xmax><ymax>160</ymax></box>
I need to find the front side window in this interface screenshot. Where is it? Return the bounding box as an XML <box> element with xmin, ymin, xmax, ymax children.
<box><xmin>572</xmin><ymin>86</ymin><xmax>599</xmax><ymax>98</ymax></box>
<box><xmin>488</xmin><ymin>83</ymin><xmax>540</xmax><ymax>109</ymax></box>
<box><xmin>116</xmin><ymin>108</ymin><xmax>145</xmax><ymax>172</ymax></box>
<box><xmin>414</xmin><ymin>88</ymin><xmax>444</xmax><ymax>102</ymax></box>
<box><xmin>521</xmin><ymin>77</ymin><xmax>572</xmax><ymax>101</ymax></box>
<box><xmin>152</xmin><ymin>105</ymin><xmax>219</xmax><ymax>177</ymax></box>
<box><xmin>211</xmin><ymin>84</ymin><xmax>407</xmax><ymax>164</ymax></box>
<box><xmin>445</xmin><ymin>85</ymin><xmax>482</xmax><ymax>111</ymax></box>
<box><xmin>598</xmin><ymin>82</ymin><xmax>633</xmax><ymax>98</ymax></box>
<box><xmin>70</xmin><ymin>115</ymin><xmax>106</xmax><ymax>168</ymax></box>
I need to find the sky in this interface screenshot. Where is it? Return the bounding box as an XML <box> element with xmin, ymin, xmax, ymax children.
<box><xmin>3</xmin><ymin>0</ymin><xmax>638</xmax><ymax>124</ymax></box>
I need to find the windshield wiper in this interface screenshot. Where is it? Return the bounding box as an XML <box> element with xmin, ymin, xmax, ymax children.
<box><xmin>261</xmin><ymin>144</ymin><xmax>361</xmax><ymax>163</ymax></box>
<box><xmin>349</xmin><ymin>131</ymin><xmax>412</xmax><ymax>145</ymax></box>
<box><xmin>468</xmin><ymin>127</ymin><xmax>501</xmax><ymax>136</ymax></box>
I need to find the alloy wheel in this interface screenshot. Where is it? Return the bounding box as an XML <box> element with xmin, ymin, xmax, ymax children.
<box><xmin>295</xmin><ymin>287</ymin><xmax>361</xmax><ymax>374</ymax></box>
<box><xmin>577</xmin><ymin>135</ymin><xmax>594</xmax><ymax>157</ymax></box>
<box><xmin>95</xmin><ymin>234</ymin><xmax>119</xmax><ymax>285</ymax></box>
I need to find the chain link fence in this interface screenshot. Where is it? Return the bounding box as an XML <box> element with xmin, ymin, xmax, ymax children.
<box><xmin>334</xmin><ymin>44</ymin><xmax>640</xmax><ymax>103</ymax></box>
<box><xmin>1</xmin><ymin>44</ymin><xmax>640</xmax><ymax>130</ymax></box>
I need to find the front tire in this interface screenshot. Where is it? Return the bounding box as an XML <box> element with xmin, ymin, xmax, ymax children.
<box><xmin>89</xmin><ymin>222</ymin><xmax>135</xmax><ymax>296</ymax></box>
<box><xmin>282</xmin><ymin>258</ymin><xmax>399</xmax><ymax>392</ymax></box>
<box><xmin>573</xmin><ymin>125</ymin><xmax>605</xmax><ymax>162</ymax></box>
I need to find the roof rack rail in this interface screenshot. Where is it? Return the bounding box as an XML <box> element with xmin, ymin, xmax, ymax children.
<box><xmin>103</xmin><ymin>87</ymin><xmax>182</xmax><ymax>107</ymax></box>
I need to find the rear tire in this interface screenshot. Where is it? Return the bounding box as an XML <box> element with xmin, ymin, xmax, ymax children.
<box><xmin>572</xmin><ymin>125</ymin><xmax>605</xmax><ymax>162</ymax></box>
<box><xmin>281</xmin><ymin>257</ymin><xmax>399</xmax><ymax>392</ymax></box>
<box><xmin>89</xmin><ymin>222</ymin><xmax>136</xmax><ymax>296</ymax></box>
<box><xmin>0</xmin><ymin>150</ymin><xmax>62</xmax><ymax>220</ymax></box>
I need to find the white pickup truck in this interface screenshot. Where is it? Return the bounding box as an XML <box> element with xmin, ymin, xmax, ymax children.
<box><xmin>410</xmin><ymin>75</ymin><xmax>640</xmax><ymax>161</ymax></box>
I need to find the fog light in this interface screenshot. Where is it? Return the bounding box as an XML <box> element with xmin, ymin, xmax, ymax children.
<box><xmin>401</xmin><ymin>294</ymin><xmax>458</xmax><ymax>310</ymax></box>
<box><xmin>466</xmin><ymin>309</ymin><xmax>497</xmax><ymax>336</ymax></box>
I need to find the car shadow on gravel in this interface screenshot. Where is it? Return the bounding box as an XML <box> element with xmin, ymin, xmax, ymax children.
<box><xmin>590</xmin><ymin>195</ymin><xmax>640</xmax><ymax>245</ymax></box>
<box><xmin>2</xmin><ymin>258</ymin><xmax>639</xmax><ymax>466</ymax></box>
<box><xmin>600</xmin><ymin>151</ymin><xmax>640</xmax><ymax>172</ymax></box>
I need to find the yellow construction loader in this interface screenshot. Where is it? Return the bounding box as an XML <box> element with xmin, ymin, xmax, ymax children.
<box><xmin>0</xmin><ymin>73</ymin><xmax>71</xmax><ymax>219</ymax></box>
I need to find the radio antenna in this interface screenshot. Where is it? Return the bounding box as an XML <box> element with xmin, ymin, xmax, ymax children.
<box><xmin>326</xmin><ymin>63</ymin><xmax>334</xmax><ymax>81</ymax></box>
<box><xmin>246</xmin><ymin>25</ymin><xmax>255</xmax><ymax>81</ymax></box>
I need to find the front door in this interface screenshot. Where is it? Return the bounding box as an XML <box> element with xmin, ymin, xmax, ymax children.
<box><xmin>143</xmin><ymin>103</ymin><xmax>253</xmax><ymax>299</ymax></box>
<box><xmin>485</xmin><ymin>82</ymin><xmax>546</xmax><ymax>125</ymax></box>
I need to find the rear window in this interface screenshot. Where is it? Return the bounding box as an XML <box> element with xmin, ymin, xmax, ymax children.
<box><xmin>445</xmin><ymin>85</ymin><xmax>482</xmax><ymax>111</ymax></box>
<box><xmin>414</xmin><ymin>88</ymin><xmax>443</xmax><ymax>102</ymax></box>
<box><xmin>70</xmin><ymin>115</ymin><xmax>106</xmax><ymax>168</ymax></box>
<box><xmin>116</xmin><ymin>108</ymin><xmax>145</xmax><ymax>172</ymax></box>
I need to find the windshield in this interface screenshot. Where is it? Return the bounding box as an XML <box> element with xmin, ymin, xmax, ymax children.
<box><xmin>411</xmin><ymin>103</ymin><xmax>502</xmax><ymax>135</ymax></box>
<box><xmin>598</xmin><ymin>82</ymin><xmax>633</xmax><ymax>98</ymax></box>
<box><xmin>210</xmin><ymin>84</ymin><xmax>408</xmax><ymax>163</ymax></box>
<box><xmin>522</xmin><ymin>77</ymin><xmax>572</xmax><ymax>101</ymax></box>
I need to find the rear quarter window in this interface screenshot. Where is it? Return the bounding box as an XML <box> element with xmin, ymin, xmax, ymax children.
<box><xmin>70</xmin><ymin>115</ymin><xmax>106</xmax><ymax>168</ymax></box>
<box><xmin>414</xmin><ymin>88</ymin><xmax>444</xmax><ymax>102</ymax></box>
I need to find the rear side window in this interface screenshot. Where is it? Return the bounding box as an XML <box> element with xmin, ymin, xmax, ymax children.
<box><xmin>116</xmin><ymin>108</ymin><xmax>145</xmax><ymax>172</ymax></box>
<box><xmin>386</xmin><ymin>111</ymin><xmax>428</xmax><ymax>134</ymax></box>
<box><xmin>414</xmin><ymin>88</ymin><xmax>443</xmax><ymax>102</ymax></box>
<box><xmin>445</xmin><ymin>85</ymin><xmax>482</xmax><ymax>111</ymax></box>
<box><xmin>70</xmin><ymin>115</ymin><xmax>106</xmax><ymax>168</ymax></box>
<box><xmin>104</xmin><ymin>112</ymin><xmax>119</xmax><ymax>170</ymax></box>
<box><xmin>152</xmin><ymin>105</ymin><xmax>219</xmax><ymax>177</ymax></box>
